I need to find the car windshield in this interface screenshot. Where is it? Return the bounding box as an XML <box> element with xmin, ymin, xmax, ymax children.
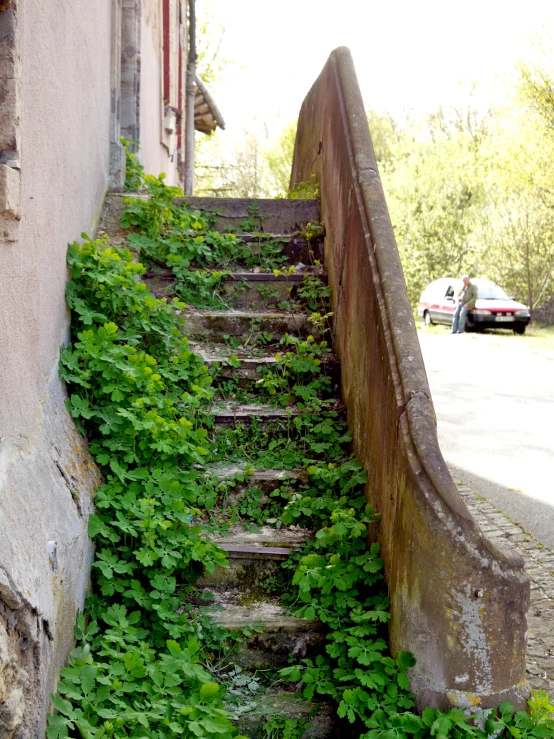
<box><xmin>476</xmin><ymin>283</ymin><xmax>510</xmax><ymax>300</ymax></box>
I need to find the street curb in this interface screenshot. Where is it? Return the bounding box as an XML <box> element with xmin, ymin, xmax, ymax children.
<box><xmin>453</xmin><ymin>472</ymin><xmax>554</xmax><ymax>698</ymax></box>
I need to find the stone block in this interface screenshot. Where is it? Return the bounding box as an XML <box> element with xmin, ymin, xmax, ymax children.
<box><xmin>0</xmin><ymin>163</ymin><xmax>20</xmax><ymax>218</ymax></box>
<box><xmin>179</xmin><ymin>197</ymin><xmax>321</xmax><ymax>234</ymax></box>
<box><xmin>0</xmin><ymin>373</ymin><xmax>100</xmax><ymax>735</ymax></box>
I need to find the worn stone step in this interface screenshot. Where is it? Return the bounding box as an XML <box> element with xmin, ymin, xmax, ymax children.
<box><xmin>234</xmin><ymin>232</ymin><xmax>324</xmax><ymax>263</ymax></box>
<box><xmin>214</xmin><ymin>524</ymin><xmax>311</xmax><ymax>551</ymax></box>
<box><xmin>97</xmin><ymin>195</ymin><xmax>322</xmax><ymax>261</ymax></box>
<box><xmin>233</xmin><ymin>691</ymin><xmax>337</xmax><ymax>739</ymax></box>
<box><xmin>143</xmin><ymin>269</ymin><xmax>321</xmax><ymax>308</ymax></box>
<box><xmin>97</xmin><ymin>193</ymin><xmax>145</xmax><ymax>249</ymax></box>
<box><xmin>200</xmin><ymin>591</ymin><xmax>325</xmax><ymax>668</ymax></box>
<box><xmin>199</xmin><ymin>464</ymin><xmax>305</xmax><ymax>500</ymax></box>
<box><xmin>199</xmin><ymin>349</ymin><xmax>280</xmax><ymax>384</ymax></box>
<box><xmin>192</xmin><ymin>344</ymin><xmax>338</xmax><ymax>387</ymax></box>
<box><xmin>211</xmin><ymin>402</ymin><xmax>302</xmax><ymax>426</ymax></box>
<box><xmin>219</xmin><ymin>543</ymin><xmax>292</xmax><ymax>560</ymax></box>
<box><xmin>199</xmin><ymin>525</ymin><xmax>309</xmax><ymax>590</ymax></box>
<box><xmin>183</xmin><ymin>309</ymin><xmax>321</xmax><ymax>342</ymax></box>
<box><xmin>221</xmin><ymin>272</ymin><xmax>306</xmax><ymax>282</ymax></box>
<box><xmin>198</xmin><ymin>554</ymin><xmax>283</xmax><ymax>593</ymax></box>
<box><xmin>195</xmin><ymin>465</ymin><xmax>303</xmax><ymax>520</ymax></box>
<box><xmin>180</xmin><ymin>197</ymin><xmax>321</xmax><ymax>234</ymax></box>
<box><xmin>220</xmin><ymin>272</ymin><xmax>305</xmax><ymax>309</ymax></box>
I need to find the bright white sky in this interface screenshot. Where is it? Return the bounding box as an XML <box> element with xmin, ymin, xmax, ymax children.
<box><xmin>203</xmin><ymin>0</ymin><xmax>554</xmax><ymax>144</ymax></box>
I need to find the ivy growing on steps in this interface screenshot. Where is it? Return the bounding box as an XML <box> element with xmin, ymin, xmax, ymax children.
<box><xmin>52</xmin><ymin>235</ymin><xmax>237</xmax><ymax>739</ymax></box>
<box><xmin>49</xmin><ymin>168</ymin><xmax>554</xmax><ymax>739</ymax></box>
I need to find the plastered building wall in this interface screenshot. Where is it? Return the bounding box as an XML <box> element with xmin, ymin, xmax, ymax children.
<box><xmin>0</xmin><ymin>0</ymin><xmax>110</xmax><ymax>734</ymax></box>
<box><xmin>139</xmin><ymin>0</ymin><xmax>182</xmax><ymax>186</ymax></box>
<box><xmin>1</xmin><ymin>0</ymin><xmax>112</xmax><ymax>436</ymax></box>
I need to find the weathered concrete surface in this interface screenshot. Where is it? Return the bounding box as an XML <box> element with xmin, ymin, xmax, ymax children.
<box><xmin>0</xmin><ymin>372</ymin><xmax>100</xmax><ymax>737</ymax></box>
<box><xmin>199</xmin><ymin>557</ymin><xmax>284</xmax><ymax>591</ymax></box>
<box><xmin>0</xmin><ymin>5</ymin><xmax>21</xmax><ymax>242</ymax></box>
<box><xmin>205</xmin><ymin>594</ymin><xmax>325</xmax><ymax>668</ymax></box>
<box><xmin>234</xmin><ymin>233</ymin><xmax>324</xmax><ymax>264</ymax></box>
<box><xmin>210</xmin><ymin>402</ymin><xmax>301</xmax><ymax>426</ymax></box>
<box><xmin>291</xmin><ymin>47</ymin><xmax>529</xmax><ymax>710</ymax></box>
<box><xmin>235</xmin><ymin>692</ymin><xmax>336</xmax><ymax>739</ymax></box>
<box><xmin>213</xmin><ymin>524</ymin><xmax>310</xmax><ymax>549</ymax></box>
<box><xmin>199</xmin><ymin>525</ymin><xmax>310</xmax><ymax>589</ymax></box>
<box><xmin>142</xmin><ymin>270</ymin><xmax>309</xmax><ymax>308</ymax></box>
<box><xmin>2</xmin><ymin>0</ymin><xmax>111</xmax><ymax>436</ymax></box>
<box><xmin>183</xmin><ymin>309</ymin><xmax>321</xmax><ymax>342</ymax></box>
<box><xmin>220</xmin><ymin>273</ymin><xmax>304</xmax><ymax>309</ymax></box>
<box><xmin>453</xmin><ymin>474</ymin><xmax>554</xmax><ymax>699</ymax></box>
<box><xmin>180</xmin><ymin>197</ymin><xmax>320</xmax><ymax>234</ymax></box>
<box><xmin>0</xmin><ymin>2</ymin><xmax>109</xmax><ymax>733</ymax></box>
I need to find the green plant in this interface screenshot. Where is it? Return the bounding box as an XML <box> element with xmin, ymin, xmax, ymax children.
<box><xmin>121</xmin><ymin>137</ymin><xmax>145</xmax><ymax>192</ymax></box>
<box><xmin>243</xmin><ymin>236</ymin><xmax>288</xmax><ymax>271</ymax></box>
<box><xmin>297</xmin><ymin>274</ymin><xmax>331</xmax><ymax>312</ymax></box>
<box><xmin>51</xmin><ymin>232</ymin><xmax>245</xmax><ymax>738</ymax></box>
<box><xmin>239</xmin><ymin>203</ymin><xmax>270</xmax><ymax>233</ymax></box>
<box><xmin>300</xmin><ymin>221</ymin><xmax>325</xmax><ymax>242</ymax></box>
<box><xmin>263</xmin><ymin>717</ymin><xmax>311</xmax><ymax>739</ymax></box>
<box><xmin>288</xmin><ymin>176</ymin><xmax>320</xmax><ymax>199</ymax></box>
<box><xmin>257</xmin><ymin>283</ymin><xmax>281</xmax><ymax>305</ymax></box>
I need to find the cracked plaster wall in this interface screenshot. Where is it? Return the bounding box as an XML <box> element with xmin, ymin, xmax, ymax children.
<box><xmin>0</xmin><ymin>0</ymin><xmax>110</xmax><ymax>735</ymax></box>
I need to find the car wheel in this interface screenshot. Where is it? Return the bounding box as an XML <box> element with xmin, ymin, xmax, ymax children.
<box><xmin>424</xmin><ymin>311</ymin><xmax>433</xmax><ymax>328</ymax></box>
<box><xmin>513</xmin><ymin>324</ymin><xmax>526</xmax><ymax>335</ymax></box>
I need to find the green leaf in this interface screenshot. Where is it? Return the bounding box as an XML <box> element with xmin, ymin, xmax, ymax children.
<box><xmin>396</xmin><ymin>650</ymin><xmax>417</xmax><ymax>670</ymax></box>
<box><xmin>400</xmin><ymin>713</ymin><xmax>423</xmax><ymax>733</ymax></box>
<box><xmin>88</xmin><ymin>515</ymin><xmax>105</xmax><ymax>538</ymax></box>
<box><xmin>397</xmin><ymin>673</ymin><xmax>411</xmax><ymax>691</ymax></box>
<box><xmin>422</xmin><ymin>707</ymin><xmax>437</xmax><ymax>727</ymax></box>
<box><xmin>431</xmin><ymin>716</ymin><xmax>453</xmax><ymax>737</ymax></box>
<box><xmin>200</xmin><ymin>682</ymin><xmax>220</xmax><ymax>698</ymax></box>
<box><xmin>50</xmin><ymin>695</ymin><xmax>78</xmax><ymax>719</ymax></box>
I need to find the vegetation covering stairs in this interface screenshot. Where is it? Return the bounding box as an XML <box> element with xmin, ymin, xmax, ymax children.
<box><xmin>148</xmin><ymin>196</ymin><xmax>337</xmax><ymax>736</ymax></box>
<box><xmin>118</xmin><ymin>193</ymin><xmax>342</xmax><ymax>738</ymax></box>
<box><xmin>49</xmin><ymin>167</ymin><xmax>554</xmax><ymax>739</ymax></box>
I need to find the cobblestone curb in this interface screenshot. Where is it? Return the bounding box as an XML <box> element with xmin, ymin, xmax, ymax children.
<box><xmin>454</xmin><ymin>474</ymin><xmax>554</xmax><ymax>698</ymax></box>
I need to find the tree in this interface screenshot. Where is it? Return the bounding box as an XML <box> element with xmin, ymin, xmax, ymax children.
<box><xmin>377</xmin><ymin>68</ymin><xmax>554</xmax><ymax>312</ymax></box>
<box><xmin>196</xmin><ymin>0</ymin><xmax>233</xmax><ymax>89</ymax></box>
<box><xmin>264</xmin><ymin>121</ymin><xmax>297</xmax><ymax>196</ymax></box>
<box><xmin>380</xmin><ymin>111</ymin><xmax>486</xmax><ymax>305</ymax></box>
<box><xmin>479</xmin><ymin>191</ymin><xmax>554</xmax><ymax>311</ymax></box>
<box><xmin>475</xmin><ymin>97</ymin><xmax>554</xmax><ymax>310</ymax></box>
<box><xmin>195</xmin><ymin>119</ymin><xmax>298</xmax><ymax>199</ymax></box>
<box><xmin>518</xmin><ymin>34</ymin><xmax>554</xmax><ymax>136</ymax></box>
<box><xmin>367</xmin><ymin>109</ymin><xmax>401</xmax><ymax>165</ymax></box>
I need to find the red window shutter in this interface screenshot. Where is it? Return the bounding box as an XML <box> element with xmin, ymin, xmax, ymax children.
<box><xmin>163</xmin><ymin>0</ymin><xmax>170</xmax><ymax>103</ymax></box>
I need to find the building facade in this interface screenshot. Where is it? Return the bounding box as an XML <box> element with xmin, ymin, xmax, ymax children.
<box><xmin>0</xmin><ymin>1</ymin><xmax>211</xmax><ymax>734</ymax></box>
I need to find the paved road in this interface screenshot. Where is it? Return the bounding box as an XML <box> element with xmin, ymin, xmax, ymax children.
<box><xmin>418</xmin><ymin>330</ymin><xmax>554</xmax><ymax>549</ymax></box>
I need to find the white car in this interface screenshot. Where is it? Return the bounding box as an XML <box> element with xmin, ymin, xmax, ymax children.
<box><xmin>417</xmin><ymin>278</ymin><xmax>531</xmax><ymax>334</ymax></box>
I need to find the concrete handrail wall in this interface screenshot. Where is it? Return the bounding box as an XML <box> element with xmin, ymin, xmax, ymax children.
<box><xmin>291</xmin><ymin>47</ymin><xmax>529</xmax><ymax>710</ymax></box>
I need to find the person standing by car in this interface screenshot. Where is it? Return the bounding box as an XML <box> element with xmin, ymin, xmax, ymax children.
<box><xmin>451</xmin><ymin>275</ymin><xmax>478</xmax><ymax>333</ymax></box>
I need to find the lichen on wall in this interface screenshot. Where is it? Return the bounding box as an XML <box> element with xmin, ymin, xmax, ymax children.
<box><xmin>0</xmin><ymin>619</ymin><xmax>34</xmax><ymax>738</ymax></box>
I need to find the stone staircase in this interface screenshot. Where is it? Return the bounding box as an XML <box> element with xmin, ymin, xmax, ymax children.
<box><xmin>99</xmin><ymin>195</ymin><xmax>343</xmax><ymax>738</ymax></box>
